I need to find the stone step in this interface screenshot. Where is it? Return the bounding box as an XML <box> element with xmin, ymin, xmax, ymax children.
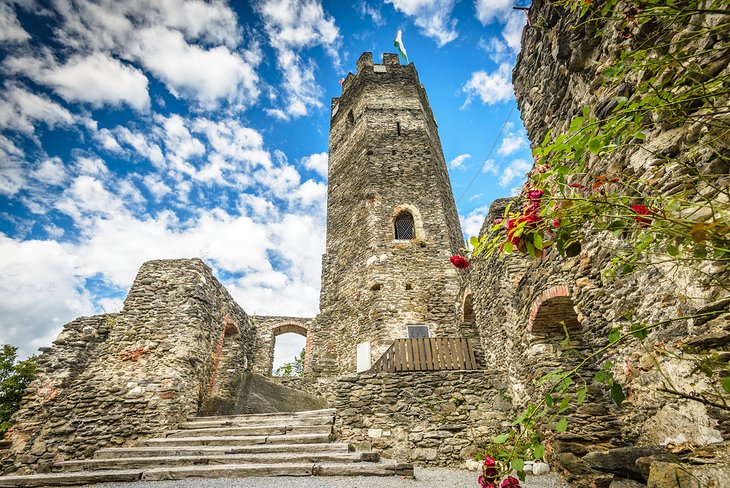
<box><xmin>0</xmin><ymin>462</ymin><xmax>412</xmax><ymax>486</ymax></box>
<box><xmin>164</xmin><ymin>424</ymin><xmax>332</xmax><ymax>438</ymax></box>
<box><xmin>143</xmin><ymin>432</ymin><xmax>332</xmax><ymax>447</ymax></box>
<box><xmin>191</xmin><ymin>408</ymin><xmax>336</xmax><ymax>422</ymax></box>
<box><xmin>94</xmin><ymin>442</ymin><xmax>352</xmax><ymax>459</ymax></box>
<box><xmin>55</xmin><ymin>451</ymin><xmax>380</xmax><ymax>472</ymax></box>
<box><xmin>178</xmin><ymin>414</ymin><xmax>333</xmax><ymax>429</ymax></box>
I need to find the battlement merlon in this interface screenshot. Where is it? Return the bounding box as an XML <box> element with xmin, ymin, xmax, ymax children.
<box><xmin>330</xmin><ymin>52</ymin><xmax>438</xmax><ymax>127</ymax></box>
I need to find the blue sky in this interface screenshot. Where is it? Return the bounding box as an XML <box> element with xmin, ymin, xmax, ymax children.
<box><xmin>0</xmin><ymin>0</ymin><xmax>532</xmax><ymax>366</ymax></box>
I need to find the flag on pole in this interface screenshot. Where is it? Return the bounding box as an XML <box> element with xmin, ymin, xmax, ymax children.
<box><xmin>394</xmin><ymin>29</ymin><xmax>408</xmax><ymax>63</ymax></box>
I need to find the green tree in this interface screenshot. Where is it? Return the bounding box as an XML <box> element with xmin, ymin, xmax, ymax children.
<box><xmin>273</xmin><ymin>348</ymin><xmax>305</xmax><ymax>377</ymax></box>
<box><xmin>0</xmin><ymin>345</ymin><xmax>38</xmax><ymax>437</ymax></box>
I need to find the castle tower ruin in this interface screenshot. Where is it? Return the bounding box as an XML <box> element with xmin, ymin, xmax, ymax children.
<box><xmin>309</xmin><ymin>52</ymin><xmax>466</xmax><ymax>375</ymax></box>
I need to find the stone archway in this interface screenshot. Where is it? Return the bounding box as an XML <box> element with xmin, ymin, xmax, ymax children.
<box><xmin>528</xmin><ymin>284</ymin><xmax>581</xmax><ymax>333</ymax></box>
<box><xmin>269</xmin><ymin>322</ymin><xmax>311</xmax><ymax>375</ymax></box>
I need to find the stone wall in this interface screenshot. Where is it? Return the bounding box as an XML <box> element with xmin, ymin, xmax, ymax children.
<box><xmin>1</xmin><ymin>259</ymin><xmax>255</xmax><ymax>474</ymax></box>
<box><xmin>335</xmin><ymin>370</ymin><xmax>510</xmax><ymax>467</ymax></box>
<box><xmin>465</xmin><ymin>0</ymin><xmax>729</xmax><ymax>485</ymax></box>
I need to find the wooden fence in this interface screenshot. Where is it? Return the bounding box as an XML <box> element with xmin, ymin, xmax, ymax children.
<box><xmin>369</xmin><ymin>337</ymin><xmax>478</xmax><ymax>373</ymax></box>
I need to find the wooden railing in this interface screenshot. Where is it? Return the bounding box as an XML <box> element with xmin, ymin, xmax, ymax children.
<box><xmin>369</xmin><ymin>337</ymin><xmax>478</xmax><ymax>373</ymax></box>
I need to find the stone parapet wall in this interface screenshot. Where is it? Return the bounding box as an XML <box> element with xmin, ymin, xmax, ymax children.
<box><xmin>1</xmin><ymin>259</ymin><xmax>254</xmax><ymax>474</ymax></box>
<box><xmin>335</xmin><ymin>370</ymin><xmax>510</xmax><ymax>467</ymax></box>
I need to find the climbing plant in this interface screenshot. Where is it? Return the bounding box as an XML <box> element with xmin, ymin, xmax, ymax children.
<box><xmin>464</xmin><ymin>0</ymin><xmax>729</xmax><ymax>485</ymax></box>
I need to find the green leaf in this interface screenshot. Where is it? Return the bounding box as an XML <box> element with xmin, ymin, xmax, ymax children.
<box><xmin>576</xmin><ymin>386</ymin><xmax>588</xmax><ymax>404</ymax></box>
<box><xmin>630</xmin><ymin>323</ymin><xmax>648</xmax><ymax>340</ymax></box>
<box><xmin>610</xmin><ymin>382</ymin><xmax>626</xmax><ymax>406</ymax></box>
<box><xmin>722</xmin><ymin>377</ymin><xmax>730</xmax><ymax>394</ymax></box>
<box><xmin>533</xmin><ymin>233</ymin><xmax>543</xmax><ymax>251</ymax></box>
<box><xmin>608</xmin><ymin>327</ymin><xmax>621</xmax><ymax>344</ymax></box>
<box><xmin>544</xmin><ymin>393</ymin><xmax>554</xmax><ymax>407</ymax></box>
<box><xmin>558</xmin><ymin>397</ymin><xmax>570</xmax><ymax>413</ymax></box>
<box><xmin>511</xmin><ymin>459</ymin><xmax>525</xmax><ymax>472</ymax></box>
<box><xmin>533</xmin><ymin>444</ymin><xmax>545</xmax><ymax>460</ymax></box>
<box><xmin>503</xmin><ymin>240</ymin><xmax>514</xmax><ymax>254</ymax></box>
<box><xmin>469</xmin><ymin>236</ymin><xmax>479</xmax><ymax>247</ymax></box>
<box><xmin>493</xmin><ymin>433</ymin><xmax>510</xmax><ymax>444</ymax></box>
<box><xmin>667</xmin><ymin>245</ymin><xmax>679</xmax><ymax>257</ymax></box>
<box><xmin>588</xmin><ymin>138</ymin><xmax>603</xmax><ymax>154</ymax></box>
<box><xmin>555</xmin><ymin>417</ymin><xmax>568</xmax><ymax>433</ymax></box>
<box><xmin>594</xmin><ymin>370</ymin><xmax>610</xmax><ymax>384</ymax></box>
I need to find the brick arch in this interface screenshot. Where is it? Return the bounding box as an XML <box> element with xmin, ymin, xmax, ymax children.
<box><xmin>269</xmin><ymin>321</ymin><xmax>311</xmax><ymax>374</ymax></box>
<box><xmin>528</xmin><ymin>285</ymin><xmax>581</xmax><ymax>333</ymax></box>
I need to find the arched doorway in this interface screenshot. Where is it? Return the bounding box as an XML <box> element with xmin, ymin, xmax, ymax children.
<box><xmin>270</xmin><ymin>322</ymin><xmax>311</xmax><ymax>375</ymax></box>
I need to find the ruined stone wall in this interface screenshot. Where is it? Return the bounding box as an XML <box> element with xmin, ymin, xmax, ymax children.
<box><xmin>2</xmin><ymin>259</ymin><xmax>254</xmax><ymax>474</ymax></box>
<box><xmin>467</xmin><ymin>0</ymin><xmax>728</xmax><ymax>485</ymax></box>
<box><xmin>311</xmin><ymin>52</ymin><xmax>467</xmax><ymax>376</ymax></box>
<box><xmin>335</xmin><ymin>370</ymin><xmax>510</xmax><ymax>467</ymax></box>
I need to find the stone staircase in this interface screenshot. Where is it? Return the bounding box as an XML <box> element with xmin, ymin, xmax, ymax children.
<box><xmin>0</xmin><ymin>408</ymin><xmax>413</xmax><ymax>486</ymax></box>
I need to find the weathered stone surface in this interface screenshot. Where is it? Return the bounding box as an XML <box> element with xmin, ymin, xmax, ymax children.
<box><xmin>335</xmin><ymin>370</ymin><xmax>507</xmax><ymax>467</ymax></box>
<box><xmin>584</xmin><ymin>446</ymin><xmax>667</xmax><ymax>480</ymax></box>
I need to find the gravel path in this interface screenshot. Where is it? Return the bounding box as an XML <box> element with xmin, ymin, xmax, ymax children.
<box><xmin>95</xmin><ymin>468</ymin><xmax>569</xmax><ymax>488</ymax></box>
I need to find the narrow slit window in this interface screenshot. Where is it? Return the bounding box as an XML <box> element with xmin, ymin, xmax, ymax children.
<box><xmin>396</xmin><ymin>121</ymin><xmax>401</xmax><ymax>136</ymax></box>
<box><xmin>347</xmin><ymin>110</ymin><xmax>354</xmax><ymax>128</ymax></box>
<box><xmin>394</xmin><ymin>211</ymin><xmax>415</xmax><ymax>239</ymax></box>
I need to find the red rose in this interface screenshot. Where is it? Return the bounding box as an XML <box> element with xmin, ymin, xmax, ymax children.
<box><xmin>630</xmin><ymin>204</ymin><xmax>652</xmax><ymax>227</ymax></box>
<box><xmin>527</xmin><ymin>189</ymin><xmax>544</xmax><ymax>201</ymax></box>
<box><xmin>449</xmin><ymin>255</ymin><xmax>470</xmax><ymax>269</ymax></box>
<box><xmin>479</xmin><ymin>476</ymin><xmax>497</xmax><ymax>488</ymax></box>
<box><xmin>553</xmin><ymin>218</ymin><xmax>560</xmax><ymax>227</ymax></box>
<box><xmin>524</xmin><ymin>200</ymin><xmax>540</xmax><ymax>215</ymax></box>
<box><xmin>506</xmin><ymin>218</ymin><xmax>520</xmax><ymax>246</ymax></box>
<box><xmin>501</xmin><ymin>476</ymin><xmax>521</xmax><ymax>488</ymax></box>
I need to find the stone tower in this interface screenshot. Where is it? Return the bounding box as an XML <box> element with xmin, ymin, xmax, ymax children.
<box><xmin>309</xmin><ymin>52</ymin><xmax>466</xmax><ymax>375</ymax></box>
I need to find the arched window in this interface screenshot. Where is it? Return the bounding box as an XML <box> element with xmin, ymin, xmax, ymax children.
<box><xmin>394</xmin><ymin>211</ymin><xmax>415</xmax><ymax>239</ymax></box>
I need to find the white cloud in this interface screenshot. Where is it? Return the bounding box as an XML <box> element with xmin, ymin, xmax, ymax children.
<box><xmin>448</xmin><ymin>153</ymin><xmax>471</xmax><ymax>170</ymax></box>
<box><xmin>131</xmin><ymin>26</ymin><xmax>259</xmax><ymax>105</ymax></box>
<box><xmin>460</xmin><ymin>205</ymin><xmax>488</xmax><ymax>238</ymax></box>
<box><xmin>0</xmin><ymin>3</ymin><xmax>30</xmax><ymax>43</ymax></box>
<box><xmin>256</xmin><ymin>0</ymin><xmax>341</xmax><ymax>119</ymax></box>
<box><xmin>95</xmin><ymin>128</ymin><xmax>123</xmax><ymax>152</ymax></box>
<box><xmin>498</xmin><ymin>124</ymin><xmax>528</xmax><ymax>156</ymax></box>
<box><xmin>499</xmin><ymin>158</ymin><xmax>531</xmax><ymax>187</ymax></box>
<box><xmin>302</xmin><ymin>151</ymin><xmax>328</xmax><ymax>178</ymax></box>
<box><xmin>462</xmin><ymin>63</ymin><xmax>514</xmax><ymax>106</ymax></box>
<box><xmin>31</xmin><ymin>157</ymin><xmax>67</xmax><ymax>186</ymax></box>
<box><xmin>0</xmin><ymin>235</ymin><xmax>94</xmax><ymax>359</ymax></box>
<box><xmin>7</xmin><ymin>52</ymin><xmax>150</xmax><ymax>110</ymax></box>
<box><xmin>502</xmin><ymin>12</ymin><xmax>525</xmax><ymax>52</ymax></box>
<box><xmin>42</xmin><ymin>0</ymin><xmax>259</xmax><ymax>107</ymax></box>
<box><xmin>357</xmin><ymin>1</ymin><xmax>384</xmax><ymax>26</ymax></box>
<box><xmin>386</xmin><ymin>0</ymin><xmax>458</xmax><ymax>46</ymax></box>
<box><xmin>143</xmin><ymin>174</ymin><xmax>172</xmax><ymax>202</ymax></box>
<box><xmin>114</xmin><ymin>127</ymin><xmax>166</xmax><ymax>168</ymax></box>
<box><xmin>475</xmin><ymin>0</ymin><xmax>513</xmax><ymax>25</ymax></box>
<box><xmin>0</xmin><ymin>83</ymin><xmax>75</xmax><ymax>135</ymax></box>
<box><xmin>481</xmin><ymin>159</ymin><xmax>499</xmax><ymax>175</ymax></box>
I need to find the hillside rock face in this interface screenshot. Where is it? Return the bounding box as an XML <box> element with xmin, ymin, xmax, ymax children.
<box><xmin>465</xmin><ymin>0</ymin><xmax>728</xmax><ymax>486</ymax></box>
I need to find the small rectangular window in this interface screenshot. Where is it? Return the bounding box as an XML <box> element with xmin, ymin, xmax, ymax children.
<box><xmin>408</xmin><ymin>325</ymin><xmax>429</xmax><ymax>339</ymax></box>
<box><xmin>396</xmin><ymin>121</ymin><xmax>401</xmax><ymax>136</ymax></box>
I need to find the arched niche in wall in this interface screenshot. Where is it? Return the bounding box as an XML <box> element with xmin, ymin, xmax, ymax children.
<box><xmin>269</xmin><ymin>322</ymin><xmax>311</xmax><ymax>375</ymax></box>
<box><xmin>462</xmin><ymin>290</ymin><xmax>476</xmax><ymax>325</ymax></box>
<box><xmin>528</xmin><ymin>285</ymin><xmax>581</xmax><ymax>335</ymax></box>
<box><xmin>392</xmin><ymin>204</ymin><xmax>425</xmax><ymax>241</ymax></box>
